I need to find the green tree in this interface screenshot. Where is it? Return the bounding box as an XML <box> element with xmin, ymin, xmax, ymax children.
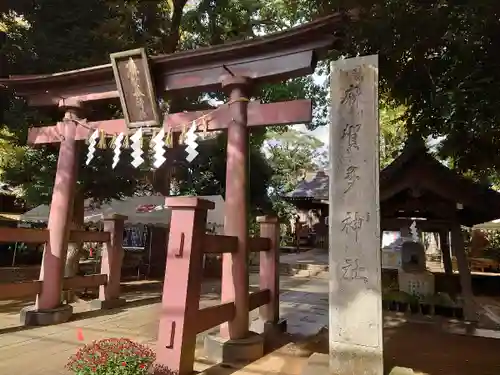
<box><xmin>342</xmin><ymin>1</ymin><xmax>500</xmax><ymax>180</ymax></box>
<box><xmin>264</xmin><ymin>128</ymin><xmax>327</xmax><ymax>222</ymax></box>
<box><xmin>379</xmin><ymin>100</ymin><xmax>407</xmax><ymax>168</ymax></box>
<box><xmin>272</xmin><ymin>0</ymin><xmax>500</xmax><ymax>182</ymax></box>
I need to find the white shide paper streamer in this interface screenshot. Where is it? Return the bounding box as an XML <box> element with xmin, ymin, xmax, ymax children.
<box><xmin>85</xmin><ymin>129</ymin><xmax>99</xmax><ymax>166</ymax></box>
<box><xmin>130</xmin><ymin>128</ymin><xmax>144</xmax><ymax>168</ymax></box>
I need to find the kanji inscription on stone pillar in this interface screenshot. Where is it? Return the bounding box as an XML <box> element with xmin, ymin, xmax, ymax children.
<box><xmin>328</xmin><ymin>55</ymin><xmax>382</xmax><ymax>375</ymax></box>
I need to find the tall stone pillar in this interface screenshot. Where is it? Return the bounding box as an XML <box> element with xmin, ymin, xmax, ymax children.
<box><xmin>328</xmin><ymin>55</ymin><xmax>382</xmax><ymax>375</ymax></box>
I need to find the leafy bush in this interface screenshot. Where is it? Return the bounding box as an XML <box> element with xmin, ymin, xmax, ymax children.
<box><xmin>66</xmin><ymin>338</ymin><xmax>155</xmax><ymax>375</ymax></box>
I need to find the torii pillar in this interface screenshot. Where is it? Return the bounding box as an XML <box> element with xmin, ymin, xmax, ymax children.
<box><xmin>20</xmin><ymin>100</ymin><xmax>82</xmax><ymax>326</ymax></box>
<box><xmin>204</xmin><ymin>76</ymin><xmax>306</xmax><ymax>364</ymax></box>
<box><xmin>220</xmin><ymin>76</ymin><xmax>252</xmax><ymax>340</ymax></box>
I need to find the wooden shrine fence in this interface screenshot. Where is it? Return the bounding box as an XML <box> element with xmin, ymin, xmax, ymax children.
<box><xmin>156</xmin><ymin>197</ymin><xmax>281</xmax><ymax>375</ymax></box>
<box><xmin>0</xmin><ymin>214</ymin><xmax>126</xmax><ymax>307</ymax></box>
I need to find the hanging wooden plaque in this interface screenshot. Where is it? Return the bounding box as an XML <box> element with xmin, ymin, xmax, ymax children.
<box><xmin>110</xmin><ymin>48</ymin><xmax>160</xmax><ymax>128</ymax></box>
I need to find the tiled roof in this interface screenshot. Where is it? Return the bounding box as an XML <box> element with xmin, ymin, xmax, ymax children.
<box><xmin>284</xmin><ymin>136</ymin><xmax>500</xmax><ymax>226</ymax></box>
<box><xmin>285</xmin><ymin>171</ymin><xmax>329</xmax><ymax>200</ymax></box>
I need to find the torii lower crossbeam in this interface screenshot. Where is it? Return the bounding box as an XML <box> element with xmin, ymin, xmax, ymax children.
<box><xmin>27</xmin><ymin>99</ymin><xmax>312</xmax><ymax>144</ymax></box>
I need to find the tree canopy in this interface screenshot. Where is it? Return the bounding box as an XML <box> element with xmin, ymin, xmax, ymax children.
<box><xmin>1</xmin><ymin>0</ymin><xmax>500</xmax><ymax>215</ymax></box>
<box><xmin>0</xmin><ymin>0</ymin><xmax>326</xmax><ymax>214</ymax></box>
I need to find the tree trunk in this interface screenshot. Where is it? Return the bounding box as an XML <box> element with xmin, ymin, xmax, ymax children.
<box><xmin>61</xmin><ymin>187</ymin><xmax>85</xmax><ymax>303</ymax></box>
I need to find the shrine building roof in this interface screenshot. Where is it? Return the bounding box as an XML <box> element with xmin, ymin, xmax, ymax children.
<box><xmin>286</xmin><ymin>136</ymin><xmax>500</xmax><ymax>227</ymax></box>
<box><xmin>285</xmin><ymin>170</ymin><xmax>329</xmax><ymax>202</ymax></box>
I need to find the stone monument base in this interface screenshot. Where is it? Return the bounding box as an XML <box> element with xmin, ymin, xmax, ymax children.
<box><xmin>398</xmin><ymin>270</ymin><xmax>435</xmax><ymax>296</ymax></box>
<box><xmin>300</xmin><ymin>354</ymin><xmax>420</xmax><ymax>375</ymax></box>
<box><xmin>329</xmin><ymin>341</ymin><xmax>383</xmax><ymax>375</ymax></box>
<box><xmin>203</xmin><ymin>331</ymin><xmax>264</xmax><ymax>366</ymax></box>
<box><xmin>20</xmin><ymin>304</ymin><xmax>73</xmax><ymax>326</ymax></box>
<box><xmin>300</xmin><ymin>353</ymin><xmax>329</xmax><ymax>375</ymax></box>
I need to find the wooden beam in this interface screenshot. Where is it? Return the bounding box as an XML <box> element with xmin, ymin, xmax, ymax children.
<box><xmin>195</xmin><ymin>302</ymin><xmax>236</xmax><ymax>334</ymax></box>
<box><xmin>382</xmin><ymin>218</ymin><xmax>453</xmax><ymax>232</ymax></box>
<box><xmin>27</xmin><ymin>99</ymin><xmax>313</xmax><ymax>144</ymax></box>
<box><xmin>0</xmin><ymin>280</ymin><xmax>42</xmax><ymax>300</ymax></box>
<box><xmin>204</xmin><ymin>234</ymin><xmax>238</xmax><ymax>254</ymax></box>
<box><xmin>248</xmin><ymin>237</ymin><xmax>271</xmax><ymax>252</ymax></box>
<box><xmin>248</xmin><ymin>289</ymin><xmax>271</xmax><ymax>311</ymax></box>
<box><xmin>0</xmin><ymin>228</ymin><xmax>48</xmax><ymax>243</ymax></box>
<box><xmin>382</xmin><ymin>196</ymin><xmax>456</xmax><ymax>219</ymax></box>
<box><xmin>69</xmin><ymin>230</ymin><xmax>111</xmax><ymax>243</ymax></box>
<box><xmin>22</xmin><ymin>49</ymin><xmax>319</xmax><ymax>107</ymax></box>
<box><xmin>62</xmin><ymin>274</ymin><xmax>107</xmax><ymax>290</ymax></box>
<box><xmin>0</xmin><ymin>11</ymin><xmax>351</xmax><ymax>107</ymax></box>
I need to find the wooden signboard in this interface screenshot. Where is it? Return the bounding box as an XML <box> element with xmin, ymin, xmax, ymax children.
<box><xmin>110</xmin><ymin>48</ymin><xmax>160</xmax><ymax>128</ymax></box>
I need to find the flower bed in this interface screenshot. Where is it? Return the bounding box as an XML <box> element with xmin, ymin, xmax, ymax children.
<box><xmin>66</xmin><ymin>338</ymin><xmax>176</xmax><ymax>375</ymax></box>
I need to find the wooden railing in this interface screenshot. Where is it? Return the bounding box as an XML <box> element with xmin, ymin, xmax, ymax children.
<box><xmin>0</xmin><ymin>216</ymin><xmax>124</xmax><ymax>307</ymax></box>
<box><xmin>0</xmin><ymin>227</ymin><xmax>110</xmax><ymax>244</ymax></box>
<box><xmin>0</xmin><ymin>274</ymin><xmax>108</xmax><ymax>301</ymax></box>
<box><xmin>156</xmin><ymin>197</ymin><xmax>281</xmax><ymax>375</ymax></box>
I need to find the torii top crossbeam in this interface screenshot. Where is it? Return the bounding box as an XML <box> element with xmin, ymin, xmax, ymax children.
<box><xmin>0</xmin><ymin>12</ymin><xmax>350</xmax><ymax>107</ymax></box>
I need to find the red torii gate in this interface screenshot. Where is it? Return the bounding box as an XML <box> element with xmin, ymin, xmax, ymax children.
<box><xmin>0</xmin><ymin>11</ymin><xmax>347</xmax><ymax>366</ymax></box>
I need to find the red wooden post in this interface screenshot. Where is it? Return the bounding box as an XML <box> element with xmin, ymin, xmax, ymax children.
<box><xmin>156</xmin><ymin>197</ymin><xmax>213</xmax><ymax>375</ymax></box>
<box><xmin>257</xmin><ymin>216</ymin><xmax>281</xmax><ymax>327</ymax></box>
<box><xmin>91</xmin><ymin>214</ymin><xmax>127</xmax><ymax>309</ymax></box>
<box><xmin>220</xmin><ymin>76</ymin><xmax>252</xmax><ymax>340</ymax></box>
<box><xmin>21</xmin><ymin>102</ymin><xmax>81</xmax><ymax>325</ymax></box>
<box><xmin>37</xmin><ymin>103</ymin><xmax>80</xmax><ymax>310</ymax></box>
<box><xmin>20</xmin><ymin>101</ymin><xmax>81</xmax><ymax>326</ymax></box>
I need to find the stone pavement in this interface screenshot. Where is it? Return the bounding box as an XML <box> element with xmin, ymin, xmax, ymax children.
<box><xmin>279</xmin><ymin>249</ymin><xmax>329</xmax><ymax>277</ymax></box>
<box><xmin>0</xmin><ymin>272</ymin><xmax>329</xmax><ymax>375</ymax></box>
<box><xmin>279</xmin><ymin>249</ymin><xmax>328</xmax><ymax>266</ymax></box>
<box><xmin>252</xmin><ymin>271</ymin><xmax>328</xmax><ymax>336</ymax></box>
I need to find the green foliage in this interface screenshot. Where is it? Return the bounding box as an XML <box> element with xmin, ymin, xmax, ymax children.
<box><xmin>66</xmin><ymin>338</ymin><xmax>155</xmax><ymax>375</ymax></box>
<box><xmin>339</xmin><ymin>0</ymin><xmax>500</xmax><ymax>179</ymax></box>
<box><xmin>379</xmin><ymin>100</ymin><xmax>407</xmax><ymax>168</ymax></box>
<box><xmin>264</xmin><ymin>128</ymin><xmax>327</xmax><ymax>221</ymax></box>
<box><xmin>272</xmin><ymin>0</ymin><xmax>500</xmax><ymax>181</ymax></box>
<box><xmin>6</xmin><ymin>0</ymin><xmax>498</xmax><ymax>213</ymax></box>
<box><xmin>0</xmin><ymin>0</ymin><xmax>329</xmax><ymax>211</ymax></box>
